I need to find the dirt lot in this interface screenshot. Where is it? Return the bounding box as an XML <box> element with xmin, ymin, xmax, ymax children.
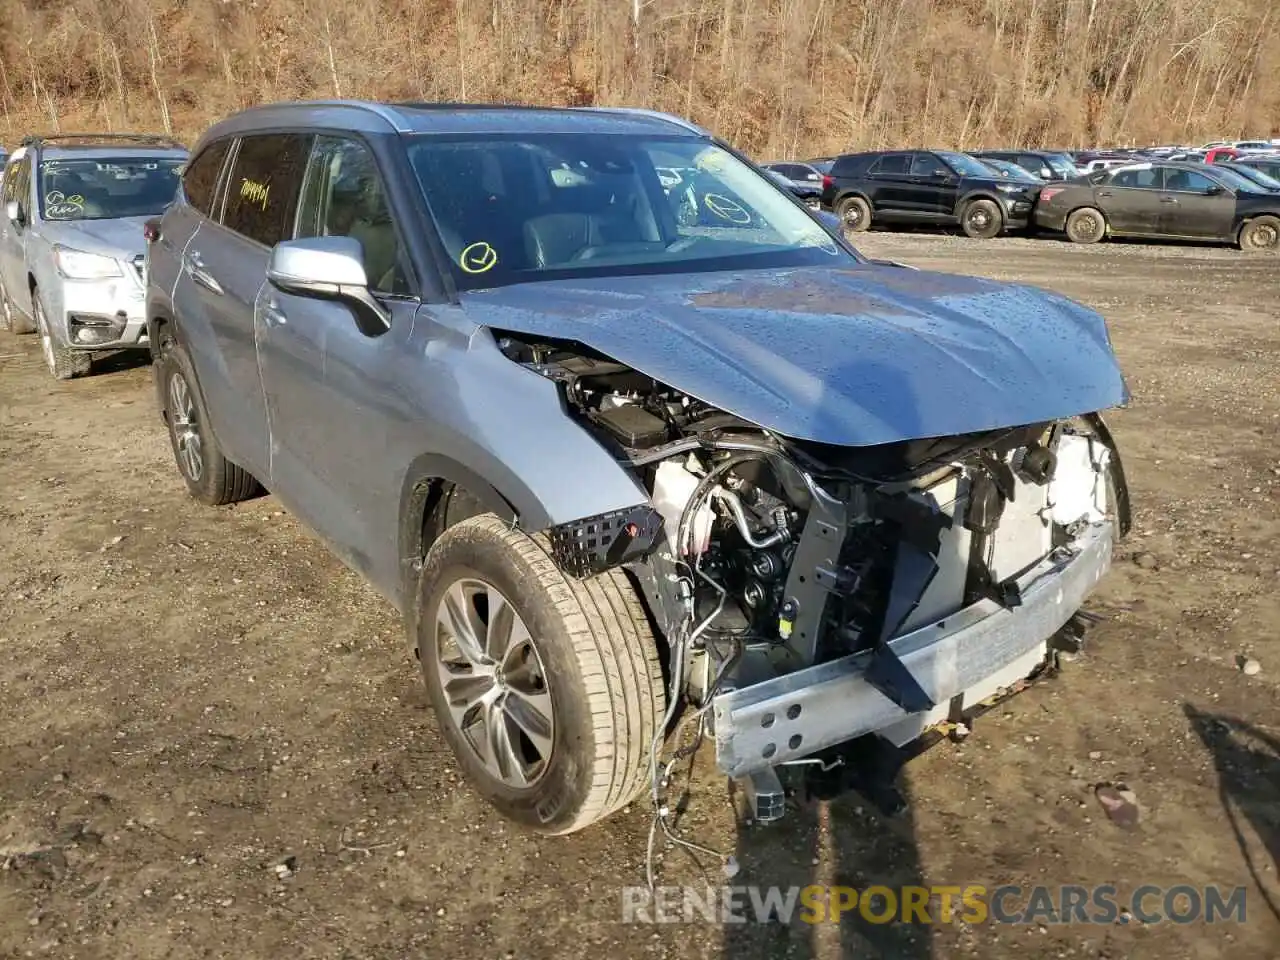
<box><xmin>1</xmin><ymin>233</ymin><xmax>1278</xmax><ymax>960</ymax></box>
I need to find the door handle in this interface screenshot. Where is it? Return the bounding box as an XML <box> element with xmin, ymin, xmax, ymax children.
<box><xmin>1159</xmin><ymin>196</ymin><xmax>1179</xmax><ymax>203</ymax></box>
<box><xmin>261</xmin><ymin>300</ymin><xmax>288</xmax><ymax>327</ymax></box>
<box><xmin>183</xmin><ymin>250</ymin><xmax>224</xmax><ymax>296</ymax></box>
<box><xmin>1097</xmin><ymin>191</ymin><xmax>1113</xmax><ymax>198</ymax></box>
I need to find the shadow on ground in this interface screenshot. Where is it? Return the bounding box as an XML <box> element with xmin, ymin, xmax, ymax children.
<box><xmin>1184</xmin><ymin>702</ymin><xmax>1280</xmax><ymax>925</ymax></box>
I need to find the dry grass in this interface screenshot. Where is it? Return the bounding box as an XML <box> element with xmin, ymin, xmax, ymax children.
<box><xmin>0</xmin><ymin>0</ymin><xmax>1276</xmax><ymax>155</ymax></box>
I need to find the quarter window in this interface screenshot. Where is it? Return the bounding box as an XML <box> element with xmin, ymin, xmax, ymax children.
<box><xmin>182</xmin><ymin>140</ymin><xmax>231</xmax><ymax>217</ymax></box>
<box><xmin>222</xmin><ymin>134</ymin><xmax>313</xmax><ymax>246</ymax></box>
<box><xmin>295</xmin><ymin>136</ymin><xmax>409</xmax><ymax>294</ymax></box>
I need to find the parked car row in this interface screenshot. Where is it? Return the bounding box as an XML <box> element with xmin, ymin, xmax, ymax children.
<box><xmin>0</xmin><ymin>103</ymin><xmax>1133</xmax><ymax>846</ymax></box>
<box><xmin>766</xmin><ymin>143</ymin><xmax>1280</xmax><ymax>251</ymax></box>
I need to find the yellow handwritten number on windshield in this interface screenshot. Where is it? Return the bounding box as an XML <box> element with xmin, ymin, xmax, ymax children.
<box><xmin>459</xmin><ymin>242</ymin><xmax>498</xmax><ymax>274</ymax></box>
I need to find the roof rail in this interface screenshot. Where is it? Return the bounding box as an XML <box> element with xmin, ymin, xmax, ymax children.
<box><xmin>21</xmin><ymin>133</ymin><xmax>186</xmax><ymax>150</ymax></box>
<box><xmin>569</xmin><ymin>107</ymin><xmax>709</xmax><ymax>137</ymax></box>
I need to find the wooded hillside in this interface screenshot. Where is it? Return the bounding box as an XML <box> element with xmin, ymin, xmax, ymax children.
<box><xmin>0</xmin><ymin>0</ymin><xmax>1275</xmax><ymax>155</ymax></box>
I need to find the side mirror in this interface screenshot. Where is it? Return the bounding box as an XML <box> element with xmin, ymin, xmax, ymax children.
<box><xmin>267</xmin><ymin>236</ymin><xmax>390</xmax><ymax>336</ymax></box>
<box><xmin>1205</xmin><ymin>184</ymin><xmax>1224</xmax><ymax>196</ymax></box>
<box><xmin>6</xmin><ymin>199</ymin><xmax>24</xmax><ymax>227</ymax></box>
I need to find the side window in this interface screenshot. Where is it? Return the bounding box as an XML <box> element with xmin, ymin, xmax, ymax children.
<box><xmin>0</xmin><ymin>161</ymin><xmax>16</xmax><ymax>204</ymax></box>
<box><xmin>182</xmin><ymin>140</ymin><xmax>231</xmax><ymax>217</ymax></box>
<box><xmin>1163</xmin><ymin>169</ymin><xmax>1216</xmax><ymax>194</ymax></box>
<box><xmin>909</xmin><ymin>153</ymin><xmax>947</xmax><ymax>177</ymax></box>
<box><xmin>222</xmin><ymin>134</ymin><xmax>312</xmax><ymax>246</ymax></box>
<box><xmin>295</xmin><ymin>136</ymin><xmax>409</xmax><ymax>295</ymax></box>
<box><xmin>871</xmin><ymin>154</ymin><xmax>910</xmax><ymax>176</ymax></box>
<box><xmin>12</xmin><ymin>159</ymin><xmax>32</xmax><ymax>216</ymax></box>
<box><xmin>1110</xmin><ymin>168</ymin><xmax>1161</xmax><ymax>189</ymax></box>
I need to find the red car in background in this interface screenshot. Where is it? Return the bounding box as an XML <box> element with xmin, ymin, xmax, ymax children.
<box><xmin>1205</xmin><ymin>147</ymin><xmax>1241</xmax><ymax>164</ymax></box>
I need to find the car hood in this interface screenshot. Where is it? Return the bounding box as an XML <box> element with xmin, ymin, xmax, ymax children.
<box><xmin>40</xmin><ymin>216</ymin><xmax>149</xmax><ymax>260</ymax></box>
<box><xmin>460</xmin><ymin>264</ymin><xmax>1128</xmax><ymax>447</ymax></box>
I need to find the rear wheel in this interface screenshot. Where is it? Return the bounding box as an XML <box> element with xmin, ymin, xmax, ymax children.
<box><xmin>157</xmin><ymin>339</ymin><xmax>259</xmax><ymax>505</ymax></box>
<box><xmin>836</xmin><ymin>195</ymin><xmax>871</xmax><ymax>233</ymax></box>
<box><xmin>1065</xmin><ymin>207</ymin><xmax>1107</xmax><ymax>244</ymax></box>
<box><xmin>34</xmin><ymin>291</ymin><xmax>90</xmax><ymax>380</ymax></box>
<box><xmin>416</xmin><ymin>514</ymin><xmax>665</xmax><ymax>834</ymax></box>
<box><xmin>0</xmin><ymin>278</ymin><xmax>35</xmax><ymax>334</ymax></box>
<box><xmin>1237</xmin><ymin>215</ymin><xmax>1280</xmax><ymax>251</ymax></box>
<box><xmin>960</xmin><ymin>198</ymin><xmax>1003</xmax><ymax>239</ymax></box>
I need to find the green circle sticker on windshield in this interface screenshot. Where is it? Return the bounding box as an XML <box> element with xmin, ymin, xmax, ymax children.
<box><xmin>459</xmin><ymin>242</ymin><xmax>498</xmax><ymax>274</ymax></box>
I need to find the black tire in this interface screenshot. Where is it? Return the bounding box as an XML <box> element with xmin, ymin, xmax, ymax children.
<box><xmin>835</xmin><ymin>195</ymin><xmax>871</xmax><ymax>233</ymax></box>
<box><xmin>157</xmin><ymin>339</ymin><xmax>259</xmax><ymax>505</ymax></box>
<box><xmin>33</xmin><ymin>290</ymin><xmax>91</xmax><ymax>380</ymax></box>
<box><xmin>960</xmin><ymin>198</ymin><xmax>1003</xmax><ymax>239</ymax></box>
<box><xmin>1065</xmin><ymin>207</ymin><xmax>1107</xmax><ymax>244</ymax></box>
<box><xmin>0</xmin><ymin>277</ymin><xmax>36</xmax><ymax>335</ymax></box>
<box><xmin>417</xmin><ymin>514</ymin><xmax>665</xmax><ymax>835</ymax></box>
<box><xmin>1237</xmin><ymin>215</ymin><xmax>1280</xmax><ymax>252</ymax></box>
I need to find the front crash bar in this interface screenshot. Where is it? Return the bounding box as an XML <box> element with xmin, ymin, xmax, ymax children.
<box><xmin>712</xmin><ymin>521</ymin><xmax>1114</xmax><ymax>778</ymax></box>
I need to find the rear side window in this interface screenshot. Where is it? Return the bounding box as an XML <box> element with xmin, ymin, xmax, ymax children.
<box><xmin>1110</xmin><ymin>168</ymin><xmax>1162</xmax><ymax>189</ymax></box>
<box><xmin>222</xmin><ymin>134</ymin><xmax>313</xmax><ymax>246</ymax></box>
<box><xmin>182</xmin><ymin>140</ymin><xmax>230</xmax><ymax>217</ymax></box>
<box><xmin>831</xmin><ymin>154</ymin><xmax>874</xmax><ymax>178</ymax></box>
<box><xmin>871</xmin><ymin>154</ymin><xmax>910</xmax><ymax>175</ymax></box>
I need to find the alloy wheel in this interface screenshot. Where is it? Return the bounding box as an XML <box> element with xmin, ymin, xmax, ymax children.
<box><xmin>433</xmin><ymin>578</ymin><xmax>554</xmax><ymax>788</ymax></box>
<box><xmin>168</xmin><ymin>372</ymin><xmax>204</xmax><ymax>481</ymax></box>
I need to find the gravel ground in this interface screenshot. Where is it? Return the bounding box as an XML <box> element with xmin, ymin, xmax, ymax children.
<box><xmin>1</xmin><ymin>231</ymin><xmax>1277</xmax><ymax>959</ymax></box>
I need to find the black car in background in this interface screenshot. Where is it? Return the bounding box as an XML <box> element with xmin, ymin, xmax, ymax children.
<box><xmin>1231</xmin><ymin>154</ymin><xmax>1280</xmax><ymax>182</ymax></box>
<box><xmin>1218</xmin><ymin>162</ymin><xmax>1280</xmax><ymax>192</ymax></box>
<box><xmin>972</xmin><ymin>149</ymin><xmax>1079</xmax><ymax>181</ymax></box>
<box><xmin>763</xmin><ymin>168</ymin><xmax>822</xmax><ymax>208</ymax></box>
<box><xmin>1033</xmin><ymin>161</ymin><xmax>1280</xmax><ymax>250</ymax></box>
<box><xmin>820</xmin><ymin>149</ymin><xmax>1042</xmax><ymax>238</ymax></box>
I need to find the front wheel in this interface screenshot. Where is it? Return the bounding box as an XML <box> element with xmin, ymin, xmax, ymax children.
<box><xmin>1065</xmin><ymin>207</ymin><xmax>1107</xmax><ymax>244</ymax></box>
<box><xmin>1238</xmin><ymin>215</ymin><xmax>1280</xmax><ymax>252</ymax></box>
<box><xmin>157</xmin><ymin>339</ymin><xmax>260</xmax><ymax>505</ymax></box>
<box><xmin>34</xmin><ymin>292</ymin><xmax>90</xmax><ymax>380</ymax></box>
<box><xmin>961</xmin><ymin>198</ymin><xmax>1004</xmax><ymax>239</ymax></box>
<box><xmin>416</xmin><ymin>515</ymin><xmax>666</xmax><ymax>835</ymax></box>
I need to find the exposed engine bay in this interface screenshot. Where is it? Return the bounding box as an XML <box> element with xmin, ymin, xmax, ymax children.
<box><xmin>499</xmin><ymin>331</ymin><xmax>1128</xmax><ymax>820</ymax></box>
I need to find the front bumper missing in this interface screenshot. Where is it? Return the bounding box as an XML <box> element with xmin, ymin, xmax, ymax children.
<box><xmin>712</xmin><ymin>521</ymin><xmax>1114</xmax><ymax>778</ymax></box>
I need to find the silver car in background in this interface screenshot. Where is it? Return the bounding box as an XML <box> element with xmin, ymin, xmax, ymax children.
<box><xmin>0</xmin><ymin>134</ymin><xmax>187</xmax><ymax>379</ymax></box>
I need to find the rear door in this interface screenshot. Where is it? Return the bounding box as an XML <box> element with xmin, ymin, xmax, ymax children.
<box><xmin>1094</xmin><ymin>167</ymin><xmax>1164</xmax><ymax>234</ymax></box>
<box><xmin>865</xmin><ymin>153</ymin><xmax>913</xmax><ymax>212</ymax></box>
<box><xmin>1157</xmin><ymin>167</ymin><xmax>1235</xmax><ymax>239</ymax></box>
<box><xmin>178</xmin><ymin>132</ymin><xmax>312</xmax><ymax>478</ymax></box>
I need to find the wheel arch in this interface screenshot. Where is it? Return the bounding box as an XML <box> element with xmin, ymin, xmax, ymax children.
<box><xmin>954</xmin><ymin>190</ymin><xmax>1003</xmax><ymax>215</ymax></box>
<box><xmin>397</xmin><ymin>452</ymin><xmax>528</xmax><ymax>612</ymax></box>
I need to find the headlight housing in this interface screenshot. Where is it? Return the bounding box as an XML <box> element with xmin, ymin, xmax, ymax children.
<box><xmin>52</xmin><ymin>246</ymin><xmax>123</xmax><ymax>280</ymax></box>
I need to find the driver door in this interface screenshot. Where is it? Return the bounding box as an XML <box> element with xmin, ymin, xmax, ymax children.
<box><xmin>906</xmin><ymin>151</ymin><xmax>957</xmax><ymax>216</ymax></box>
<box><xmin>256</xmin><ymin>134</ymin><xmax>417</xmax><ymax>594</ymax></box>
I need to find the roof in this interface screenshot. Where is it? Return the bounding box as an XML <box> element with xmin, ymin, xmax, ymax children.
<box><xmin>39</xmin><ymin>145</ymin><xmax>188</xmax><ymax>161</ymax></box>
<box><xmin>196</xmin><ymin>100</ymin><xmax>711</xmax><ymax>149</ymax></box>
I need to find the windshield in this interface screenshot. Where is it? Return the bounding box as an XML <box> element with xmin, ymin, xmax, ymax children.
<box><xmin>980</xmin><ymin>158</ymin><xmax>1039</xmax><ymax>181</ymax></box>
<box><xmin>405</xmin><ymin>134</ymin><xmax>846</xmax><ymax>290</ymax></box>
<box><xmin>38</xmin><ymin>157</ymin><xmax>183</xmax><ymax>221</ymax></box>
<box><xmin>1227</xmin><ymin>164</ymin><xmax>1280</xmax><ymax>190</ymax></box>
<box><xmin>1207</xmin><ymin>165</ymin><xmax>1270</xmax><ymax>194</ymax></box>
<box><xmin>937</xmin><ymin>151</ymin><xmax>998</xmax><ymax>178</ymax></box>
<box><xmin>1043</xmin><ymin>153</ymin><xmax>1079</xmax><ymax>176</ymax></box>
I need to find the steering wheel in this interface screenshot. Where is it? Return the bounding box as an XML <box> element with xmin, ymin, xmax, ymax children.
<box><xmin>702</xmin><ymin>193</ymin><xmax>751</xmax><ymax>225</ymax></box>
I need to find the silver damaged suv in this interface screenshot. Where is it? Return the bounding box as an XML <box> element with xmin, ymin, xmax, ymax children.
<box><xmin>0</xmin><ymin>134</ymin><xmax>188</xmax><ymax>379</ymax></box>
<box><xmin>146</xmin><ymin>101</ymin><xmax>1132</xmax><ymax>837</ymax></box>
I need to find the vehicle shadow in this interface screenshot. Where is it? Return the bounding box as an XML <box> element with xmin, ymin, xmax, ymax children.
<box><xmin>722</xmin><ymin>781</ymin><xmax>933</xmax><ymax>959</ymax></box>
<box><xmin>1183</xmin><ymin>703</ymin><xmax>1280</xmax><ymax>924</ymax></box>
<box><xmin>92</xmin><ymin>348</ymin><xmax>153</xmax><ymax>375</ymax></box>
